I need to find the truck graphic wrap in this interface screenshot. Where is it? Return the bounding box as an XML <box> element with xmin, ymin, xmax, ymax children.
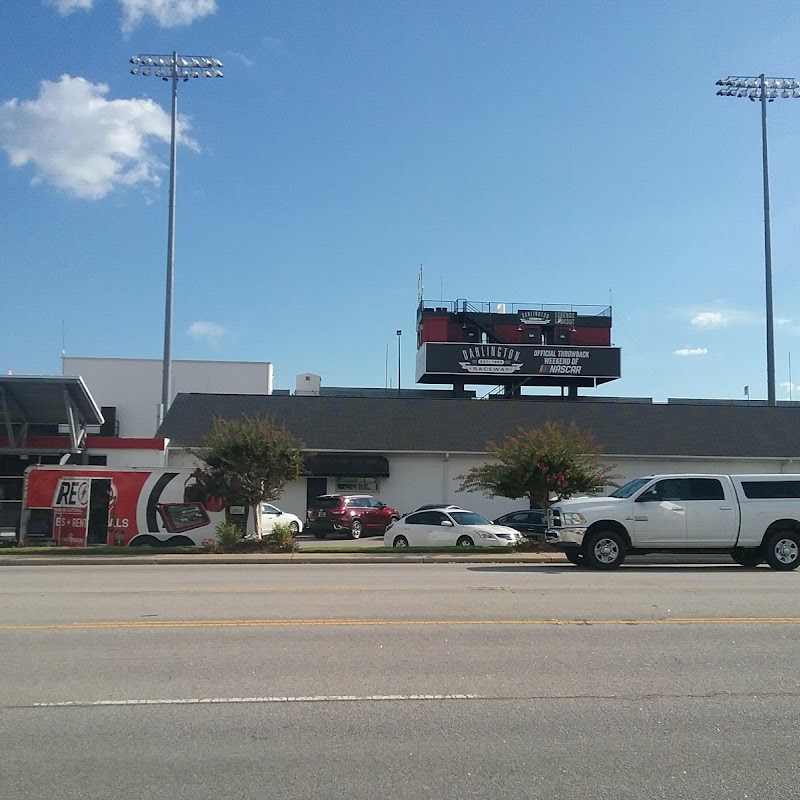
<box><xmin>21</xmin><ymin>466</ymin><xmax>241</xmax><ymax>547</ymax></box>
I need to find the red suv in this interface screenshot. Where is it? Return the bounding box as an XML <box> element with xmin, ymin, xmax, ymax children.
<box><xmin>307</xmin><ymin>495</ymin><xmax>400</xmax><ymax>539</ymax></box>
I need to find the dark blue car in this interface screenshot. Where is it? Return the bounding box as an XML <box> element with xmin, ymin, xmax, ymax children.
<box><xmin>493</xmin><ymin>509</ymin><xmax>547</xmax><ymax>539</ymax></box>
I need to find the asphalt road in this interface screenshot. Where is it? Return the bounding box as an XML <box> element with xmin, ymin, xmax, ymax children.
<box><xmin>2</xmin><ymin>564</ymin><xmax>799</xmax><ymax>799</ymax></box>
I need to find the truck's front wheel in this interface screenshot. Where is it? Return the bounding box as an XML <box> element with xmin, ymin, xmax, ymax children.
<box><xmin>585</xmin><ymin>530</ymin><xmax>626</xmax><ymax>570</ymax></box>
<box><xmin>764</xmin><ymin>531</ymin><xmax>800</xmax><ymax>571</ymax></box>
<box><xmin>731</xmin><ymin>547</ymin><xmax>764</xmax><ymax>568</ymax></box>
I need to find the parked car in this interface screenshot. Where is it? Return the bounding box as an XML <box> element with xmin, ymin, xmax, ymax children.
<box><xmin>493</xmin><ymin>509</ymin><xmax>547</xmax><ymax>539</ymax></box>
<box><xmin>260</xmin><ymin>503</ymin><xmax>303</xmax><ymax>535</ymax></box>
<box><xmin>306</xmin><ymin>494</ymin><xmax>400</xmax><ymax>539</ymax></box>
<box><xmin>411</xmin><ymin>504</ymin><xmax>463</xmax><ymax>513</ymax></box>
<box><xmin>385</xmin><ymin>507</ymin><xmax>522</xmax><ymax>548</ymax></box>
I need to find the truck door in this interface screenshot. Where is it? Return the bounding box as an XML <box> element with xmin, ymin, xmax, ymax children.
<box><xmin>683</xmin><ymin>477</ymin><xmax>739</xmax><ymax>547</ymax></box>
<box><xmin>86</xmin><ymin>479</ymin><xmax>112</xmax><ymax>546</ymax></box>
<box><xmin>632</xmin><ymin>478</ymin><xmax>689</xmax><ymax>545</ymax></box>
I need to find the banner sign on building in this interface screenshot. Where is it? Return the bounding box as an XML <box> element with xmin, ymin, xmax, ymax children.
<box><xmin>416</xmin><ymin>342</ymin><xmax>621</xmax><ymax>386</ymax></box>
<box><xmin>518</xmin><ymin>310</ymin><xmax>577</xmax><ymax>327</ymax></box>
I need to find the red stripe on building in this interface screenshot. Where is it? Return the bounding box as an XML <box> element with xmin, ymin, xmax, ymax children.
<box><xmin>0</xmin><ymin>436</ymin><xmax>167</xmax><ymax>450</ymax></box>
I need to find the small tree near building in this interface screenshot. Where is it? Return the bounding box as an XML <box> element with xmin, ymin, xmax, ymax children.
<box><xmin>457</xmin><ymin>421</ymin><xmax>617</xmax><ymax>510</ymax></box>
<box><xmin>196</xmin><ymin>415</ymin><xmax>304</xmax><ymax>539</ymax></box>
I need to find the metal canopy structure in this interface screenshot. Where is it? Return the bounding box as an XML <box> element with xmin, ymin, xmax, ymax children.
<box><xmin>0</xmin><ymin>375</ymin><xmax>104</xmax><ymax>454</ymax></box>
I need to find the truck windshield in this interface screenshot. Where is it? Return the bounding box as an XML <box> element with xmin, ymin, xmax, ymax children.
<box><xmin>609</xmin><ymin>477</ymin><xmax>652</xmax><ymax>499</ymax></box>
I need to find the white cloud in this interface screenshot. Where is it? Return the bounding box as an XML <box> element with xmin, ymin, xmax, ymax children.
<box><xmin>691</xmin><ymin>311</ymin><xmax>726</xmax><ymax>328</ymax></box>
<box><xmin>776</xmin><ymin>317</ymin><xmax>793</xmax><ymax>327</ymax></box>
<box><xmin>263</xmin><ymin>36</ymin><xmax>283</xmax><ymax>54</ymax></box>
<box><xmin>121</xmin><ymin>0</ymin><xmax>216</xmax><ymax>32</ymax></box>
<box><xmin>688</xmin><ymin>306</ymin><xmax>760</xmax><ymax>328</ymax></box>
<box><xmin>187</xmin><ymin>321</ymin><xmax>228</xmax><ymax>345</ymax></box>
<box><xmin>780</xmin><ymin>381</ymin><xmax>800</xmax><ymax>400</ymax></box>
<box><xmin>0</xmin><ymin>75</ymin><xmax>197</xmax><ymax>200</ymax></box>
<box><xmin>674</xmin><ymin>348</ymin><xmax>708</xmax><ymax>357</ymax></box>
<box><xmin>44</xmin><ymin>0</ymin><xmax>215</xmax><ymax>30</ymax></box>
<box><xmin>46</xmin><ymin>0</ymin><xmax>93</xmax><ymax>13</ymax></box>
<box><xmin>227</xmin><ymin>51</ymin><xmax>254</xmax><ymax>67</ymax></box>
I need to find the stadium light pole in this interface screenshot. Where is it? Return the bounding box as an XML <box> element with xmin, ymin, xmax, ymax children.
<box><xmin>396</xmin><ymin>330</ymin><xmax>402</xmax><ymax>397</ymax></box>
<box><xmin>130</xmin><ymin>52</ymin><xmax>223</xmax><ymax>426</ymax></box>
<box><xmin>716</xmin><ymin>74</ymin><xmax>800</xmax><ymax>406</ymax></box>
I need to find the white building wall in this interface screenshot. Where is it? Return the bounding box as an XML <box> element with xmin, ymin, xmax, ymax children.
<box><xmin>63</xmin><ymin>357</ymin><xmax>274</xmax><ymax>438</ymax></box>
<box><xmin>603</xmin><ymin>456</ymin><xmax>800</xmax><ymax>488</ymax></box>
<box><xmin>168</xmin><ymin>448</ymin><xmax>800</xmax><ymax>522</ymax></box>
<box><xmin>95</xmin><ymin>449</ymin><xmax>168</xmax><ymax>468</ymax></box>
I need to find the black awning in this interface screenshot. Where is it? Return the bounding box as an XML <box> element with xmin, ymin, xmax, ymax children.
<box><xmin>304</xmin><ymin>453</ymin><xmax>390</xmax><ymax>478</ymax></box>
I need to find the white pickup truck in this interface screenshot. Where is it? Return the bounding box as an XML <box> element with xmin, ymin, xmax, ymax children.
<box><xmin>547</xmin><ymin>474</ymin><xmax>800</xmax><ymax>570</ymax></box>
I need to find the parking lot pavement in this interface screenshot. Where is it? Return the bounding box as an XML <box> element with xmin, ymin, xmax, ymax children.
<box><xmin>296</xmin><ymin>533</ymin><xmax>385</xmax><ymax>549</ymax></box>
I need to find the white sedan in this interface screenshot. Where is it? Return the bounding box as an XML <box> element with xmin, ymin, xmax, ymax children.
<box><xmin>384</xmin><ymin>508</ymin><xmax>522</xmax><ymax>548</ymax></box>
<box><xmin>260</xmin><ymin>503</ymin><xmax>303</xmax><ymax>535</ymax></box>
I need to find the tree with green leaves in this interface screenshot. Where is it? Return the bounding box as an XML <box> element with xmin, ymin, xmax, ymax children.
<box><xmin>196</xmin><ymin>415</ymin><xmax>304</xmax><ymax>539</ymax></box>
<box><xmin>457</xmin><ymin>421</ymin><xmax>617</xmax><ymax>510</ymax></box>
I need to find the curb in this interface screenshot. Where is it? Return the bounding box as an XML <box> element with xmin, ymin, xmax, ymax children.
<box><xmin>0</xmin><ymin>553</ymin><xmax>564</xmax><ymax>566</ymax></box>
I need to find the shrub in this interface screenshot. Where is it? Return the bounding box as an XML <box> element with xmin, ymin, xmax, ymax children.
<box><xmin>206</xmin><ymin>521</ymin><xmax>299</xmax><ymax>553</ymax></box>
<box><xmin>515</xmin><ymin>536</ymin><xmax>554</xmax><ymax>552</ymax></box>
<box><xmin>266</xmin><ymin>522</ymin><xmax>299</xmax><ymax>553</ymax></box>
<box><xmin>216</xmin><ymin>522</ymin><xmax>245</xmax><ymax>549</ymax></box>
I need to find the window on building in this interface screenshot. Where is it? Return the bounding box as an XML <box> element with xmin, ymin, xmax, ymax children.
<box><xmin>336</xmin><ymin>477</ymin><xmax>380</xmax><ymax>492</ymax></box>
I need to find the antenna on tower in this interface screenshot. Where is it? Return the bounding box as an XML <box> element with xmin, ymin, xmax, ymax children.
<box><xmin>417</xmin><ymin>263</ymin><xmax>424</xmax><ymax>304</ymax></box>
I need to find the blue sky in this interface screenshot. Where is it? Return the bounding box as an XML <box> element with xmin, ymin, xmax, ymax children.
<box><xmin>3</xmin><ymin>1</ymin><xmax>800</xmax><ymax>402</ymax></box>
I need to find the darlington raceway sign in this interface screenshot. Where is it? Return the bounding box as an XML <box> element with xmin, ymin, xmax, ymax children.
<box><xmin>417</xmin><ymin>342</ymin><xmax>621</xmax><ymax>383</ymax></box>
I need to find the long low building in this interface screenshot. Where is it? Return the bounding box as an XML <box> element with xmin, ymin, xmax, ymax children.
<box><xmin>157</xmin><ymin>393</ymin><xmax>800</xmax><ymax>521</ymax></box>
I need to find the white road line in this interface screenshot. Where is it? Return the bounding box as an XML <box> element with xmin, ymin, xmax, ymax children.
<box><xmin>31</xmin><ymin>694</ymin><xmax>480</xmax><ymax>708</ymax></box>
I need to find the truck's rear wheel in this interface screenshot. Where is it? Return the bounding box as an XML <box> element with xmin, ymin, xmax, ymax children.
<box><xmin>130</xmin><ymin>535</ymin><xmax>160</xmax><ymax>548</ymax></box>
<box><xmin>731</xmin><ymin>547</ymin><xmax>764</xmax><ymax>568</ymax></box>
<box><xmin>165</xmin><ymin>536</ymin><xmax>196</xmax><ymax>547</ymax></box>
<box><xmin>585</xmin><ymin>530</ymin><xmax>626</xmax><ymax>570</ymax></box>
<box><xmin>764</xmin><ymin>531</ymin><xmax>800</xmax><ymax>571</ymax></box>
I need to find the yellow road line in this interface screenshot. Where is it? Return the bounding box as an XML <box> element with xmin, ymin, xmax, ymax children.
<box><xmin>0</xmin><ymin>587</ymin><xmax>459</xmax><ymax>596</ymax></box>
<box><xmin>2</xmin><ymin>617</ymin><xmax>800</xmax><ymax>631</ymax></box>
